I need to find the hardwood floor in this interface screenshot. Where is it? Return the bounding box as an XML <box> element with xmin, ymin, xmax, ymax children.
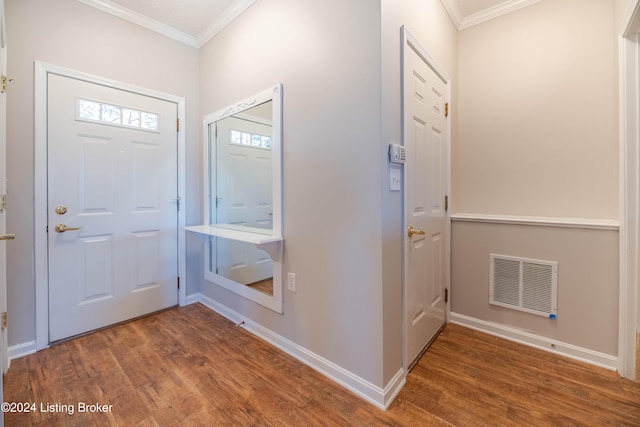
<box><xmin>247</xmin><ymin>277</ymin><xmax>273</xmax><ymax>296</ymax></box>
<box><xmin>4</xmin><ymin>303</ymin><xmax>640</xmax><ymax>426</ymax></box>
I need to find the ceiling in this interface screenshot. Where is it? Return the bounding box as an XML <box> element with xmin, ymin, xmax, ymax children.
<box><xmin>79</xmin><ymin>0</ymin><xmax>543</xmax><ymax>48</ymax></box>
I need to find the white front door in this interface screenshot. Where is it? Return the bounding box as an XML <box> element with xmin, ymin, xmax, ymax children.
<box><xmin>47</xmin><ymin>74</ymin><xmax>179</xmax><ymax>342</ymax></box>
<box><xmin>403</xmin><ymin>32</ymin><xmax>449</xmax><ymax>369</ymax></box>
<box><xmin>214</xmin><ymin>116</ymin><xmax>273</xmax><ymax>285</ymax></box>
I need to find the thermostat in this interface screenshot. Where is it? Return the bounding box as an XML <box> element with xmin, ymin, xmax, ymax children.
<box><xmin>389</xmin><ymin>143</ymin><xmax>406</xmax><ymax>165</ymax></box>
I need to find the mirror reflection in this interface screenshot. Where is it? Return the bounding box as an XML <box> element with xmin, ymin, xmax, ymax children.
<box><xmin>209</xmin><ymin>101</ymin><xmax>274</xmax><ymax>295</ymax></box>
<box><xmin>209</xmin><ymin>237</ymin><xmax>273</xmax><ymax>295</ymax></box>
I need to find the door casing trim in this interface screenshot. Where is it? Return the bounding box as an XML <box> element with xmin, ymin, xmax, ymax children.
<box><xmin>34</xmin><ymin>61</ymin><xmax>187</xmax><ymax>350</ymax></box>
<box><xmin>619</xmin><ymin>0</ymin><xmax>640</xmax><ymax>379</ymax></box>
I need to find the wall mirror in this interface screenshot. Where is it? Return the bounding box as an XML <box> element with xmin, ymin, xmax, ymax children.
<box><xmin>187</xmin><ymin>84</ymin><xmax>283</xmax><ymax>313</ymax></box>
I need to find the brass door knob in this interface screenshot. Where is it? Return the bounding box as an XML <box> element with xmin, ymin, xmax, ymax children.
<box><xmin>55</xmin><ymin>224</ymin><xmax>81</xmax><ymax>233</ymax></box>
<box><xmin>408</xmin><ymin>225</ymin><xmax>426</xmax><ymax>238</ymax></box>
<box><xmin>0</xmin><ymin>234</ymin><xmax>15</xmax><ymax>241</ymax></box>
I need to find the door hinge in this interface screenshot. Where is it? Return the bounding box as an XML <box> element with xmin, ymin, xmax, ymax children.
<box><xmin>1</xmin><ymin>76</ymin><xmax>13</xmax><ymax>94</ymax></box>
<box><xmin>177</xmin><ymin>277</ymin><xmax>180</xmax><ymax>289</ymax></box>
<box><xmin>445</xmin><ymin>195</ymin><xmax>448</xmax><ymax>212</ymax></box>
<box><xmin>444</xmin><ymin>288</ymin><xmax>449</xmax><ymax>303</ymax></box>
<box><xmin>176</xmin><ymin>118</ymin><xmax>180</xmax><ymax>132</ymax></box>
<box><xmin>1</xmin><ymin>312</ymin><xmax>7</xmax><ymax>330</ymax></box>
<box><xmin>0</xmin><ymin>194</ymin><xmax>6</xmax><ymax>212</ymax></box>
<box><xmin>445</xmin><ymin>103</ymin><xmax>449</xmax><ymax>118</ymax></box>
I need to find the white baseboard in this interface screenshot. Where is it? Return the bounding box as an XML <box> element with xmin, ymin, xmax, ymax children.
<box><xmin>8</xmin><ymin>340</ymin><xmax>37</xmax><ymax>364</ymax></box>
<box><xmin>194</xmin><ymin>292</ymin><xmax>404</xmax><ymax>410</ymax></box>
<box><xmin>185</xmin><ymin>293</ymin><xmax>200</xmax><ymax>306</ymax></box>
<box><xmin>450</xmin><ymin>313</ymin><xmax>618</xmax><ymax>371</ymax></box>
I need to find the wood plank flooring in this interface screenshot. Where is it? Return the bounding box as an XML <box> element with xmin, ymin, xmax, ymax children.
<box><xmin>247</xmin><ymin>278</ymin><xmax>273</xmax><ymax>296</ymax></box>
<box><xmin>4</xmin><ymin>303</ymin><xmax>640</xmax><ymax>426</ymax></box>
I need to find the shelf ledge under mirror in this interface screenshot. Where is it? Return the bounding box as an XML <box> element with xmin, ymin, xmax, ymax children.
<box><xmin>184</xmin><ymin>225</ymin><xmax>283</xmax><ymax>261</ymax></box>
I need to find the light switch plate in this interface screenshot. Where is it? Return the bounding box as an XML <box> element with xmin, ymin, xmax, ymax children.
<box><xmin>287</xmin><ymin>272</ymin><xmax>296</xmax><ymax>292</ymax></box>
<box><xmin>390</xmin><ymin>168</ymin><xmax>401</xmax><ymax>191</ymax></box>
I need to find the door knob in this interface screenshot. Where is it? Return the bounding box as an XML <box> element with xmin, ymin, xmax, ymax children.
<box><xmin>55</xmin><ymin>205</ymin><xmax>68</xmax><ymax>215</ymax></box>
<box><xmin>408</xmin><ymin>225</ymin><xmax>426</xmax><ymax>238</ymax></box>
<box><xmin>0</xmin><ymin>234</ymin><xmax>15</xmax><ymax>241</ymax></box>
<box><xmin>55</xmin><ymin>224</ymin><xmax>81</xmax><ymax>233</ymax></box>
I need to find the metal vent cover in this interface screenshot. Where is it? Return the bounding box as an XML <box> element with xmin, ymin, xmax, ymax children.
<box><xmin>490</xmin><ymin>254</ymin><xmax>557</xmax><ymax>318</ymax></box>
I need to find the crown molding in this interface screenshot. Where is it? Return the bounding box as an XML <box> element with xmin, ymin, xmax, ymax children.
<box><xmin>441</xmin><ymin>0</ymin><xmax>544</xmax><ymax>31</ymax></box>
<box><xmin>440</xmin><ymin>0</ymin><xmax>463</xmax><ymax>30</ymax></box>
<box><xmin>622</xmin><ymin>0</ymin><xmax>640</xmax><ymax>36</ymax></box>
<box><xmin>78</xmin><ymin>0</ymin><xmax>256</xmax><ymax>49</ymax></box>
<box><xmin>77</xmin><ymin>0</ymin><xmax>199</xmax><ymax>48</ymax></box>
<box><xmin>460</xmin><ymin>0</ymin><xmax>544</xmax><ymax>30</ymax></box>
<box><xmin>197</xmin><ymin>0</ymin><xmax>257</xmax><ymax>47</ymax></box>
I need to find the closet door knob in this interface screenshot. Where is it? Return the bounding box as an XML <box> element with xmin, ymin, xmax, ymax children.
<box><xmin>408</xmin><ymin>225</ymin><xmax>425</xmax><ymax>238</ymax></box>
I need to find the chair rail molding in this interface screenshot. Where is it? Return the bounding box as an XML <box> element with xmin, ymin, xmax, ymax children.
<box><xmin>450</xmin><ymin>213</ymin><xmax>619</xmax><ymax>231</ymax></box>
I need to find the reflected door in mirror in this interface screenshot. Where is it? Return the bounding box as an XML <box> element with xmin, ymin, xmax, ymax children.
<box><xmin>211</xmin><ymin>101</ymin><xmax>274</xmax><ymax>286</ymax></box>
<box><xmin>215</xmin><ymin>111</ymin><xmax>273</xmax><ymax>230</ymax></box>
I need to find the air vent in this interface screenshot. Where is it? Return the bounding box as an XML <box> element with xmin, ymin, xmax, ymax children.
<box><xmin>489</xmin><ymin>254</ymin><xmax>557</xmax><ymax>318</ymax></box>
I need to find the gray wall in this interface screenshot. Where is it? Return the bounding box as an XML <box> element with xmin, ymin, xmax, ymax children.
<box><xmin>197</xmin><ymin>0</ymin><xmax>386</xmax><ymax>386</ymax></box>
<box><xmin>451</xmin><ymin>0</ymin><xmax>620</xmax><ymax>356</ymax></box>
<box><xmin>196</xmin><ymin>0</ymin><xmax>458</xmax><ymax>389</ymax></box>
<box><xmin>451</xmin><ymin>221</ymin><xmax>619</xmax><ymax>356</ymax></box>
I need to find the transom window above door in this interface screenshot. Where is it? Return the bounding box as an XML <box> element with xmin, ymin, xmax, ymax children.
<box><xmin>230</xmin><ymin>129</ymin><xmax>271</xmax><ymax>149</ymax></box>
<box><xmin>76</xmin><ymin>98</ymin><xmax>159</xmax><ymax>131</ymax></box>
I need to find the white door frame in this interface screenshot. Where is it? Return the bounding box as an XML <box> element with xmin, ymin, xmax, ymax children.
<box><xmin>619</xmin><ymin>0</ymin><xmax>640</xmax><ymax>381</ymax></box>
<box><xmin>0</xmin><ymin>6</ymin><xmax>7</xmax><ymax>427</ymax></box>
<box><xmin>401</xmin><ymin>26</ymin><xmax>452</xmax><ymax>370</ymax></box>
<box><xmin>34</xmin><ymin>62</ymin><xmax>187</xmax><ymax>351</ymax></box>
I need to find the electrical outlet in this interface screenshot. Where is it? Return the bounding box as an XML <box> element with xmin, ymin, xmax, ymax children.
<box><xmin>287</xmin><ymin>272</ymin><xmax>296</xmax><ymax>292</ymax></box>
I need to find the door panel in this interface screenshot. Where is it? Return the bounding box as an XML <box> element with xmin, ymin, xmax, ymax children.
<box><xmin>404</xmin><ymin>41</ymin><xmax>448</xmax><ymax>368</ymax></box>
<box><xmin>215</xmin><ymin>116</ymin><xmax>273</xmax><ymax>285</ymax></box>
<box><xmin>47</xmin><ymin>74</ymin><xmax>178</xmax><ymax>342</ymax></box>
<box><xmin>80</xmin><ymin>136</ymin><xmax>113</xmax><ymax>213</ymax></box>
<box><xmin>79</xmin><ymin>235</ymin><xmax>113</xmax><ymax>302</ymax></box>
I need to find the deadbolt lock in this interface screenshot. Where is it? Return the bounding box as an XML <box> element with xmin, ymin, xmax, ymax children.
<box><xmin>55</xmin><ymin>205</ymin><xmax>68</xmax><ymax>215</ymax></box>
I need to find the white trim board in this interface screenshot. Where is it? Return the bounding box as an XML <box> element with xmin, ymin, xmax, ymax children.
<box><xmin>451</xmin><ymin>213</ymin><xmax>620</xmax><ymax>231</ymax></box>
<box><xmin>440</xmin><ymin>0</ymin><xmax>544</xmax><ymax>31</ymax></box>
<box><xmin>77</xmin><ymin>0</ymin><xmax>257</xmax><ymax>49</ymax></box>
<box><xmin>450</xmin><ymin>313</ymin><xmax>618</xmax><ymax>371</ymax></box>
<box><xmin>619</xmin><ymin>0</ymin><xmax>640</xmax><ymax>380</ymax></box>
<box><xmin>189</xmin><ymin>293</ymin><xmax>406</xmax><ymax>410</ymax></box>
<box><xmin>34</xmin><ymin>62</ymin><xmax>187</xmax><ymax>351</ymax></box>
<box><xmin>8</xmin><ymin>341</ymin><xmax>36</xmax><ymax>364</ymax></box>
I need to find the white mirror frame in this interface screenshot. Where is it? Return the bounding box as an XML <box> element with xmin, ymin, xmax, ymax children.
<box><xmin>201</xmin><ymin>84</ymin><xmax>283</xmax><ymax>313</ymax></box>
